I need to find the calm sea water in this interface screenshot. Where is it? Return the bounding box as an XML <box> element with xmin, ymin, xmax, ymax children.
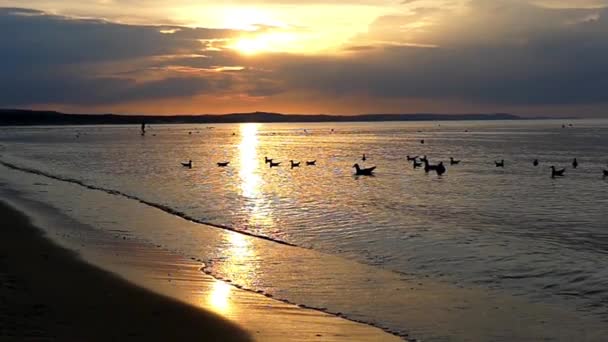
<box><xmin>1</xmin><ymin>120</ymin><xmax>607</xmax><ymax>338</ymax></box>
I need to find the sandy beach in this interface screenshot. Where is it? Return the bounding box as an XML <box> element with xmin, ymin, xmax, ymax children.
<box><xmin>0</xmin><ymin>201</ymin><xmax>253</xmax><ymax>341</ymax></box>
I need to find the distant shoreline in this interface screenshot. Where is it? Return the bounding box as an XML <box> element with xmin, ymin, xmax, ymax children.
<box><xmin>0</xmin><ymin>109</ymin><xmax>543</xmax><ymax>126</ymax></box>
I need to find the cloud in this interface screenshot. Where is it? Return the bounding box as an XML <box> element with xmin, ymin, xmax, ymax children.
<box><xmin>0</xmin><ymin>8</ymin><xmax>240</xmax><ymax>106</ymax></box>
<box><xmin>1</xmin><ymin>2</ymin><xmax>608</xmax><ymax>114</ymax></box>
<box><xmin>264</xmin><ymin>0</ymin><xmax>608</xmax><ymax>107</ymax></box>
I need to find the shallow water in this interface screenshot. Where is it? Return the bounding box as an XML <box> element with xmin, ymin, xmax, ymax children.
<box><xmin>1</xmin><ymin>120</ymin><xmax>608</xmax><ymax>338</ymax></box>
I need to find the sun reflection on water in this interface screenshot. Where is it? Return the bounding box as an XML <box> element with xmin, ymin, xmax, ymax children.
<box><xmin>207</xmin><ymin>280</ymin><xmax>232</xmax><ymax>315</ymax></box>
<box><xmin>238</xmin><ymin>123</ymin><xmax>275</xmax><ymax>230</ymax></box>
<box><xmin>239</xmin><ymin>123</ymin><xmax>259</xmax><ymax>199</ymax></box>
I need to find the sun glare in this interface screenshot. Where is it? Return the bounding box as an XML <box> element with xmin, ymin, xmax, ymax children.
<box><xmin>231</xmin><ymin>32</ymin><xmax>298</xmax><ymax>55</ymax></box>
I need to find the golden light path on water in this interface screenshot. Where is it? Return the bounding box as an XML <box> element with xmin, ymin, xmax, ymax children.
<box><xmin>207</xmin><ymin>123</ymin><xmax>265</xmax><ymax>316</ymax></box>
<box><xmin>238</xmin><ymin>123</ymin><xmax>274</xmax><ymax>230</ymax></box>
<box><xmin>207</xmin><ymin>280</ymin><xmax>232</xmax><ymax>315</ymax></box>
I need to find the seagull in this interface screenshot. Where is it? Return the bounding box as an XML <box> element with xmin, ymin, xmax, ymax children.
<box><xmin>423</xmin><ymin>159</ymin><xmax>439</xmax><ymax>173</ymax></box>
<box><xmin>550</xmin><ymin>166</ymin><xmax>565</xmax><ymax>178</ymax></box>
<box><xmin>217</xmin><ymin>162</ymin><xmax>230</xmax><ymax>167</ymax></box>
<box><xmin>450</xmin><ymin>157</ymin><xmax>460</xmax><ymax>165</ymax></box>
<box><xmin>436</xmin><ymin>162</ymin><xmax>447</xmax><ymax>175</ymax></box>
<box><xmin>181</xmin><ymin>160</ymin><xmax>192</xmax><ymax>168</ymax></box>
<box><xmin>269</xmin><ymin>161</ymin><xmax>281</xmax><ymax>168</ymax></box>
<box><xmin>306</xmin><ymin>160</ymin><xmax>316</xmax><ymax>166</ymax></box>
<box><xmin>290</xmin><ymin>160</ymin><xmax>301</xmax><ymax>168</ymax></box>
<box><xmin>533</xmin><ymin>159</ymin><xmax>539</xmax><ymax>166</ymax></box>
<box><xmin>495</xmin><ymin>160</ymin><xmax>505</xmax><ymax>168</ymax></box>
<box><xmin>353</xmin><ymin>163</ymin><xmax>376</xmax><ymax>176</ymax></box>
<box><xmin>572</xmin><ymin>158</ymin><xmax>578</xmax><ymax>169</ymax></box>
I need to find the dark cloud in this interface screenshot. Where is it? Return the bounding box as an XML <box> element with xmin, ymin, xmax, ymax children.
<box><xmin>264</xmin><ymin>1</ymin><xmax>608</xmax><ymax>106</ymax></box>
<box><xmin>0</xmin><ymin>8</ymin><xmax>238</xmax><ymax>106</ymax></box>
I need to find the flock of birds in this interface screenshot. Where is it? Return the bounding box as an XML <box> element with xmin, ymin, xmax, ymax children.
<box><xmin>182</xmin><ymin>154</ymin><xmax>608</xmax><ymax>178</ymax></box>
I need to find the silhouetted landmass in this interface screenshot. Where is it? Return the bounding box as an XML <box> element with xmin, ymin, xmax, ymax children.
<box><xmin>0</xmin><ymin>109</ymin><xmax>524</xmax><ymax>126</ymax></box>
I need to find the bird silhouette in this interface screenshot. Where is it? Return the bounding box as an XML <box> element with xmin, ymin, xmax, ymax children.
<box><xmin>495</xmin><ymin>160</ymin><xmax>505</xmax><ymax>168</ymax></box>
<box><xmin>603</xmin><ymin>169</ymin><xmax>608</xmax><ymax>177</ymax></box>
<box><xmin>306</xmin><ymin>160</ymin><xmax>316</xmax><ymax>166</ymax></box>
<box><xmin>450</xmin><ymin>157</ymin><xmax>460</xmax><ymax>165</ymax></box>
<box><xmin>353</xmin><ymin>163</ymin><xmax>376</xmax><ymax>175</ymax></box>
<box><xmin>423</xmin><ymin>159</ymin><xmax>439</xmax><ymax>173</ymax></box>
<box><xmin>181</xmin><ymin>160</ymin><xmax>192</xmax><ymax>168</ymax></box>
<box><xmin>550</xmin><ymin>166</ymin><xmax>565</xmax><ymax>178</ymax></box>
<box><xmin>217</xmin><ymin>161</ymin><xmax>230</xmax><ymax>167</ymax></box>
<box><xmin>269</xmin><ymin>161</ymin><xmax>281</xmax><ymax>168</ymax></box>
<box><xmin>436</xmin><ymin>162</ymin><xmax>447</xmax><ymax>175</ymax></box>
<box><xmin>362</xmin><ymin>154</ymin><xmax>367</xmax><ymax>161</ymax></box>
<box><xmin>533</xmin><ymin>159</ymin><xmax>539</xmax><ymax>166</ymax></box>
<box><xmin>572</xmin><ymin>158</ymin><xmax>578</xmax><ymax>169</ymax></box>
<box><xmin>264</xmin><ymin>156</ymin><xmax>273</xmax><ymax>164</ymax></box>
<box><xmin>290</xmin><ymin>160</ymin><xmax>301</xmax><ymax>168</ymax></box>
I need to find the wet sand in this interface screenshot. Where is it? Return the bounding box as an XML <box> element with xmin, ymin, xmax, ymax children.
<box><xmin>0</xmin><ymin>201</ymin><xmax>252</xmax><ymax>341</ymax></box>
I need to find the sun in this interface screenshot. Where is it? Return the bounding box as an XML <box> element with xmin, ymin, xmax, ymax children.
<box><xmin>230</xmin><ymin>32</ymin><xmax>297</xmax><ymax>55</ymax></box>
<box><xmin>231</xmin><ymin>37</ymin><xmax>269</xmax><ymax>55</ymax></box>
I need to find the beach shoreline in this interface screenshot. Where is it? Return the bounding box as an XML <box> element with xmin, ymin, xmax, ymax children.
<box><xmin>0</xmin><ymin>195</ymin><xmax>403</xmax><ymax>341</ymax></box>
<box><xmin>1</xmin><ymin>157</ymin><xmax>606</xmax><ymax>342</ymax></box>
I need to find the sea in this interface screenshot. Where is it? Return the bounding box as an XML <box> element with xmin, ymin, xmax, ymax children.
<box><xmin>1</xmin><ymin>119</ymin><xmax>607</xmax><ymax>341</ymax></box>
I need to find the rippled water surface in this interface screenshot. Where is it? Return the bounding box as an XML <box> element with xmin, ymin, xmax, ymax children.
<box><xmin>1</xmin><ymin>120</ymin><xmax>608</xmax><ymax>334</ymax></box>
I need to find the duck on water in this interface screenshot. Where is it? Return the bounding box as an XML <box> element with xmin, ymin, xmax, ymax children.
<box><xmin>353</xmin><ymin>163</ymin><xmax>376</xmax><ymax>176</ymax></box>
<box><xmin>550</xmin><ymin>166</ymin><xmax>565</xmax><ymax>178</ymax></box>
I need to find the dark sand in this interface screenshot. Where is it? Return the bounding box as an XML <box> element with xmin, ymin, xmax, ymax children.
<box><xmin>0</xmin><ymin>201</ymin><xmax>251</xmax><ymax>341</ymax></box>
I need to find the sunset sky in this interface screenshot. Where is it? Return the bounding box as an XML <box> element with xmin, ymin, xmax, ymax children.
<box><xmin>1</xmin><ymin>0</ymin><xmax>607</xmax><ymax>116</ymax></box>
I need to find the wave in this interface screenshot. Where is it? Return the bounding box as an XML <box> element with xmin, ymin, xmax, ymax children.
<box><xmin>0</xmin><ymin>159</ymin><xmax>300</xmax><ymax>249</ymax></box>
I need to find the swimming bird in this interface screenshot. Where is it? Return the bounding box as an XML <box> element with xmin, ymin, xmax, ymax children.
<box><xmin>436</xmin><ymin>162</ymin><xmax>447</xmax><ymax>175</ymax></box>
<box><xmin>181</xmin><ymin>160</ymin><xmax>192</xmax><ymax>168</ymax></box>
<box><xmin>217</xmin><ymin>162</ymin><xmax>230</xmax><ymax>167</ymax></box>
<box><xmin>603</xmin><ymin>169</ymin><xmax>608</xmax><ymax>177</ymax></box>
<box><xmin>533</xmin><ymin>159</ymin><xmax>539</xmax><ymax>166</ymax></box>
<box><xmin>407</xmin><ymin>155</ymin><xmax>418</xmax><ymax>161</ymax></box>
<box><xmin>450</xmin><ymin>157</ymin><xmax>460</xmax><ymax>165</ymax></box>
<box><xmin>362</xmin><ymin>154</ymin><xmax>367</xmax><ymax>161</ymax></box>
<box><xmin>353</xmin><ymin>163</ymin><xmax>376</xmax><ymax>176</ymax></box>
<box><xmin>420</xmin><ymin>139</ymin><xmax>425</xmax><ymax>144</ymax></box>
<box><xmin>572</xmin><ymin>158</ymin><xmax>578</xmax><ymax>169</ymax></box>
<box><xmin>264</xmin><ymin>156</ymin><xmax>273</xmax><ymax>164</ymax></box>
<box><xmin>290</xmin><ymin>160</ymin><xmax>300</xmax><ymax>168</ymax></box>
<box><xmin>495</xmin><ymin>160</ymin><xmax>505</xmax><ymax>168</ymax></box>
<box><xmin>550</xmin><ymin>166</ymin><xmax>565</xmax><ymax>178</ymax></box>
<box><xmin>423</xmin><ymin>159</ymin><xmax>439</xmax><ymax>173</ymax></box>
<box><xmin>306</xmin><ymin>160</ymin><xmax>316</xmax><ymax>166</ymax></box>
<box><xmin>413</xmin><ymin>160</ymin><xmax>422</xmax><ymax>169</ymax></box>
<box><xmin>269</xmin><ymin>161</ymin><xmax>281</xmax><ymax>168</ymax></box>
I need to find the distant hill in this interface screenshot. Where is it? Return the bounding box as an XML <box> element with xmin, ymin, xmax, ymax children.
<box><xmin>0</xmin><ymin>109</ymin><xmax>523</xmax><ymax>126</ymax></box>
